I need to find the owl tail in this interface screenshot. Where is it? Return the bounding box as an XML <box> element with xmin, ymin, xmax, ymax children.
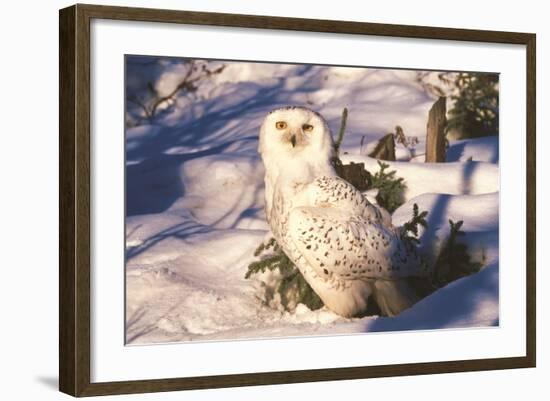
<box><xmin>372</xmin><ymin>279</ymin><xmax>420</xmax><ymax>317</ymax></box>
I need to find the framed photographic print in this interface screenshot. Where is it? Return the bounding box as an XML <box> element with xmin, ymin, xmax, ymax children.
<box><xmin>59</xmin><ymin>4</ymin><xmax>536</xmax><ymax>397</ymax></box>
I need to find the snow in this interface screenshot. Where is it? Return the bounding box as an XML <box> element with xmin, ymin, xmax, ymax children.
<box><xmin>446</xmin><ymin>136</ymin><xmax>499</xmax><ymax>163</ymax></box>
<box><xmin>393</xmin><ymin>192</ymin><xmax>499</xmax><ymax>268</ymax></box>
<box><xmin>125</xmin><ymin>56</ymin><xmax>499</xmax><ymax>344</ymax></box>
<box><xmin>341</xmin><ymin>154</ymin><xmax>499</xmax><ymax>202</ymax></box>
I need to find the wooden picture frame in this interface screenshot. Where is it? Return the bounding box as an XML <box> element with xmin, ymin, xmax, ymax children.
<box><xmin>59</xmin><ymin>3</ymin><xmax>536</xmax><ymax>397</ymax></box>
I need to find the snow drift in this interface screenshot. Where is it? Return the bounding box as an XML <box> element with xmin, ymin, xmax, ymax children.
<box><xmin>125</xmin><ymin>57</ymin><xmax>499</xmax><ymax>344</ymax></box>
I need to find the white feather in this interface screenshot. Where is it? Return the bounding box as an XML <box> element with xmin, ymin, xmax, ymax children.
<box><xmin>259</xmin><ymin>107</ymin><xmax>426</xmax><ymax>317</ymax></box>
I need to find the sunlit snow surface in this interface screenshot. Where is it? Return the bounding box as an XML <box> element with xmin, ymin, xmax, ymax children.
<box><xmin>125</xmin><ymin>57</ymin><xmax>499</xmax><ymax>344</ymax></box>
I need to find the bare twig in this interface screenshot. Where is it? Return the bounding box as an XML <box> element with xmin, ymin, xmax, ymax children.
<box><xmin>127</xmin><ymin>61</ymin><xmax>226</xmax><ymax>123</ymax></box>
<box><xmin>149</xmin><ymin>60</ymin><xmax>197</xmax><ymax>118</ymax></box>
<box><xmin>334</xmin><ymin>107</ymin><xmax>348</xmax><ymax>156</ymax></box>
<box><xmin>126</xmin><ymin>95</ymin><xmax>152</xmax><ymax>121</ymax></box>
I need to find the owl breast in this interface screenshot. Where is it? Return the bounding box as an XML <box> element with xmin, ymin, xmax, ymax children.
<box><xmin>268</xmin><ymin>181</ymin><xmax>371</xmax><ymax>313</ymax></box>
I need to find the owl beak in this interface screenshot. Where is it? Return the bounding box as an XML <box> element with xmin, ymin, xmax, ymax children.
<box><xmin>290</xmin><ymin>134</ymin><xmax>297</xmax><ymax>147</ymax></box>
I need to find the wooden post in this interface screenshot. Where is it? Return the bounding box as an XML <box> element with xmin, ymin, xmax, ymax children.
<box><xmin>368</xmin><ymin>133</ymin><xmax>396</xmax><ymax>161</ymax></box>
<box><xmin>333</xmin><ymin>161</ymin><xmax>370</xmax><ymax>191</ymax></box>
<box><xmin>425</xmin><ymin>96</ymin><xmax>447</xmax><ymax>162</ymax></box>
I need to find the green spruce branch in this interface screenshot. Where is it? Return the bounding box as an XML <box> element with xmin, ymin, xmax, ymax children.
<box><xmin>245</xmin><ymin>238</ymin><xmax>323</xmax><ymax>311</ymax></box>
<box><xmin>446</xmin><ymin>72</ymin><xmax>499</xmax><ymax>138</ymax></box>
<box><xmin>401</xmin><ymin>203</ymin><xmax>428</xmax><ymax>245</ymax></box>
<box><xmin>433</xmin><ymin>219</ymin><xmax>484</xmax><ymax>287</ymax></box>
<box><xmin>370</xmin><ymin>161</ymin><xmax>406</xmax><ymax>213</ymax></box>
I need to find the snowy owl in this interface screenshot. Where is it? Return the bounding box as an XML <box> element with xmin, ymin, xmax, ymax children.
<box><xmin>258</xmin><ymin>106</ymin><xmax>426</xmax><ymax>317</ymax></box>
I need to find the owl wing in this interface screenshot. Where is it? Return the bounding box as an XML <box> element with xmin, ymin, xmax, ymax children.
<box><xmin>308</xmin><ymin>176</ymin><xmax>391</xmax><ymax>226</ymax></box>
<box><xmin>287</xmin><ymin>199</ymin><xmax>425</xmax><ymax>281</ymax></box>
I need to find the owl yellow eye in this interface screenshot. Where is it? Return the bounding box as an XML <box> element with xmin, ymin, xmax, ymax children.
<box><xmin>275</xmin><ymin>121</ymin><xmax>287</xmax><ymax>130</ymax></box>
<box><xmin>302</xmin><ymin>124</ymin><xmax>314</xmax><ymax>132</ymax></box>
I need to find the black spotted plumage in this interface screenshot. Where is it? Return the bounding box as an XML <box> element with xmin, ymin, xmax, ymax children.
<box><xmin>284</xmin><ymin>177</ymin><xmax>425</xmax><ymax>281</ymax></box>
<box><xmin>261</xmin><ymin>107</ymin><xmax>427</xmax><ymax>317</ymax></box>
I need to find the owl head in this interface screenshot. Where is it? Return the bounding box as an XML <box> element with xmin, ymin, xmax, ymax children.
<box><xmin>258</xmin><ymin>106</ymin><xmax>335</xmax><ymax>171</ymax></box>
